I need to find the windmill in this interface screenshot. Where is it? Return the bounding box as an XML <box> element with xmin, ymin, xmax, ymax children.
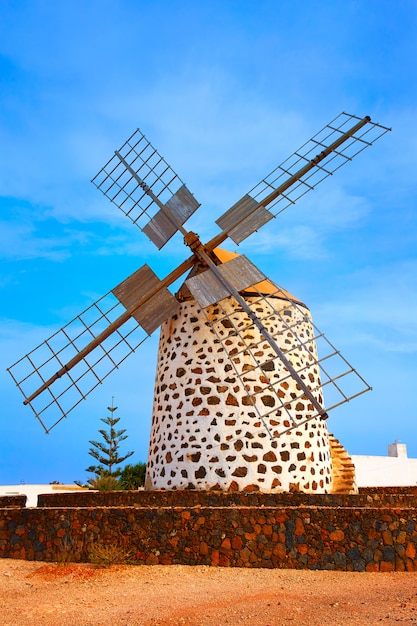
<box><xmin>8</xmin><ymin>112</ymin><xmax>390</xmax><ymax>494</ymax></box>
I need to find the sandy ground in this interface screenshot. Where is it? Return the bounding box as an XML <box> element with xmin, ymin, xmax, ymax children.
<box><xmin>1</xmin><ymin>559</ymin><xmax>417</xmax><ymax>625</ymax></box>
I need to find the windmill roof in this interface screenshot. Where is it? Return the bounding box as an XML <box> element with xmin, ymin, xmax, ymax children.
<box><xmin>177</xmin><ymin>247</ymin><xmax>307</xmax><ymax>308</ymax></box>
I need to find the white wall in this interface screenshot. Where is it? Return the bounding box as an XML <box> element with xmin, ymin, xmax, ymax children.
<box><xmin>0</xmin><ymin>484</ymin><xmax>87</xmax><ymax>507</ymax></box>
<box><xmin>352</xmin><ymin>455</ymin><xmax>417</xmax><ymax>487</ymax></box>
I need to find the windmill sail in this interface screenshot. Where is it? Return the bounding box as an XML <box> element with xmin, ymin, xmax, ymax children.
<box><xmin>91</xmin><ymin>128</ymin><xmax>200</xmax><ymax>249</ymax></box>
<box><xmin>112</xmin><ymin>264</ymin><xmax>179</xmax><ymax>334</ymax></box>
<box><xmin>7</xmin><ymin>264</ymin><xmax>185</xmax><ymax>433</ymax></box>
<box><xmin>216</xmin><ymin>112</ymin><xmax>391</xmax><ymax>244</ymax></box>
<box><xmin>186</xmin><ymin>251</ymin><xmax>370</xmax><ymax>437</ymax></box>
<box><xmin>187</xmin><ymin>264</ymin><xmax>371</xmax><ymax>438</ymax></box>
<box><xmin>7</xmin><ymin>291</ymin><xmax>147</xmax><ymax>432</ymax></box>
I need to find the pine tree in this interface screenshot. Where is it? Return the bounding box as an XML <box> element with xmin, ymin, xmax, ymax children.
<box><xmin>86</xmin><ymin>399</ymin><xmax>134</xmax><ymax>478</ymax></box>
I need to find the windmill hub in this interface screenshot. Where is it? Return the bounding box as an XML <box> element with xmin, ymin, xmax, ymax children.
<box><xmin>183</xmin><ymin>231</ymin><xmax>204</xmax><ymax>254</ymax></box>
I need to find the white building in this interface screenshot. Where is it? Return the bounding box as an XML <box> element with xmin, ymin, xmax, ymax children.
<box><xmin>0</xmin><ymin>484</ymin><xmax>87</xmax><ymax>507</ymax></box>
<box><xmin>352</xmin><ymin>442</ymin><xmax>417</xmax><ymax>488</ymax></box>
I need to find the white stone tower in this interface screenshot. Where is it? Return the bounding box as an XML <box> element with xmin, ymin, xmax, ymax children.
<box><xmin>146</xmin><ymin>249</ymin><xmax>334</xmax><ymax>494</ymax></box>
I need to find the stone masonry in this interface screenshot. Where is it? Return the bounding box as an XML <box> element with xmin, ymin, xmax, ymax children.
<box><xmin>1</xmin><ymin>490</ymin><xmax>417</xmax><ymax>571</ymax></box>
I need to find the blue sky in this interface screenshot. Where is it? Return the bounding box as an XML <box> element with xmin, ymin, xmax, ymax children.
<box><xmin>1</xmin><ymin>0</ymin><xmax>416</xmax><ymax>485</ymax></box>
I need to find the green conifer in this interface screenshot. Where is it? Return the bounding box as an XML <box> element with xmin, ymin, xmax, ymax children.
<box><xmin>86</xmin><ymin>398</ymin><xmax>134</xmax><ymax>478</ymax></box>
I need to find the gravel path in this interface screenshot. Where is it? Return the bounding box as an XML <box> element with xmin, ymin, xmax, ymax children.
<box><xmin>1</xmin><ymin>559</ymin><xmax>417</xmax><ymax>625</ymax></box>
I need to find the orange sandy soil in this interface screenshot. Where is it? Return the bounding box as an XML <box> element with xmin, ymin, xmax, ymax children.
<box><xmin>1</xmin><ymin>559</ymin><xmax>417</xmax><ymax>625</ymax></box>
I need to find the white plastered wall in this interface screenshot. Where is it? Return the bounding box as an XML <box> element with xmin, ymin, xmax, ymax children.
<box><xmin>146</xmin><ymin>295</ymin><xmax>332</xmax><ymax>493</ymax></box>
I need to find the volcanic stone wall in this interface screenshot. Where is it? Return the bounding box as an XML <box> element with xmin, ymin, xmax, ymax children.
<box><xmin>147</xmin><ymin>297</ymin><xmax>332</xmax><ymax>493</ymax></box>
<box><xmin>1</xmin><ymin>492</ymin><xmax>417</xmax><ymax>571</ymax></box>
<box><xmin>37</xmin><ymin>489</ymin><xmax>417</xmax><ymax>509</ymax></box>
<box><xmin>360</xmin><ymin>486</ymin><xmax>417</xmax><ymax>496</ymax></box>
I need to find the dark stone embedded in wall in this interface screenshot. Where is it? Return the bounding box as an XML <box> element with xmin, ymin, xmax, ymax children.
<box><xmin>0</xmin><ymin>495</ymin><xmax>27</xmax><ymax>508</ymax></box>
<box><xmin>1</xmin><ymin>491</ymin><xmax>417</xmax><ymax>571</ymax></box>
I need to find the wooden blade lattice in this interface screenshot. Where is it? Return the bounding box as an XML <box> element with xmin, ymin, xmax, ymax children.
<box><xmin>198</xmin><ymin>283</ymin><xmax>371</xmax><ymax>438</ymax></box>
<box><xmin>216</xmin><ymin>112</ymin><xmax>391</xmax><ymax>244</ymax></box>
<box><xmin>91</xmin><ymin>129</ymin><xmax>200</xmax><ymax>248</ymax></box>
<box><xmin>7</xmin><ymin>293</ymin><xmax>149</xmax><ymax>433</ymax></box>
